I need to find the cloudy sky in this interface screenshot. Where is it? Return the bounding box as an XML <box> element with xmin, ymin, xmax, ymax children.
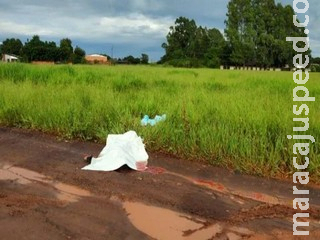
<box><xmin>0</xmin><ymin>0</ymin><xmax>319</xmax><ymax>61</ymax></box>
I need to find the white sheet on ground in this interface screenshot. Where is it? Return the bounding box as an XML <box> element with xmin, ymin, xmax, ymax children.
<box><xmin>82</xmin><ymin>131</ymin><xmax>148</xmax><ymax>171</ymax></box>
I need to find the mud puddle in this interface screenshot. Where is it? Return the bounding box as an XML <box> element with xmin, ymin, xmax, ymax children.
<box><xmin>0</xmin><ymin>164</ymin><xmax>91</xmax><ymax>203</ymax></box>
<box><xmin>123</xmin><ymin>201</ymin><xmax>253</xmax><ymax>240</ymax></box>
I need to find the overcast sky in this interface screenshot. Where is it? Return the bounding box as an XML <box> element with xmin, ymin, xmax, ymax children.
<box><xmin>0</xmin><ymin>0</ymin><xmax>319</xmax><ymax>61</ymax></box>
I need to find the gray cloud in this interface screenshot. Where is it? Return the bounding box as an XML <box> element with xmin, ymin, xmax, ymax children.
<box><xmin>0</xmin><ymin>0</ymin><xmax>318</xmax><ymax>60</ymax></box>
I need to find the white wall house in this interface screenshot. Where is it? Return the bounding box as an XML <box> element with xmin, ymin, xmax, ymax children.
<box><xmin>1</xmin><ymin>54</ymin><xmax>19</xmax><ymax>62</ymax></box>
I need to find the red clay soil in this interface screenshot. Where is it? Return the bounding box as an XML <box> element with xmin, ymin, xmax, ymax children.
<box><xmin>0</xmin><ymin>127</ymin><xmax>319</xmax><ymax>240</ymax></box>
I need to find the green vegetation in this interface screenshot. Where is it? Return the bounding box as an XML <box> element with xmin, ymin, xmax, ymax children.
<box><xmin>0</xmin><ymin>36</ymin><xmax>149</xmax><ymax>65</ymax></box>
<box><xmin>0</xmin><ymin>63</ymin><xmax>319</xmax><ymax>181</ymax></box>
<box><xmin>161</xmin><ymin>17</ymin><xmax>226</xmax><ymax>68</ymax></box>
<box><xmin>0</xmin><ymin>36</ymin><xmax>85</xmax><ymax>64</ymax></box>
<box><xmin>161</xmin><ymin>1</ymin><xmax>311</xmax><ymax>68</ymax></box>
<box><xmin>224</xmin><ymin>0</ymin><xmax>310</xmax><ymax>68</ymax></box>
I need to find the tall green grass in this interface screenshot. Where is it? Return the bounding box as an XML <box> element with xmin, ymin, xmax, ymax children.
<box><xmin>0</xmin><ymin>63</ymin><xmax>319</xmax><ymax>180</ymax></box>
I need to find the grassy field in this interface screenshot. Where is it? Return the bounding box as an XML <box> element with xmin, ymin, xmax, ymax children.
<box><xmin>0</xmin><ymin>63</ymin><xmax>319</xmax><ymax>181</ymax></box>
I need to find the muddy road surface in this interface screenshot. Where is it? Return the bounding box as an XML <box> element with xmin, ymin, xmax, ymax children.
<box><xmin>0</xmin><ymin>127</ymin><xmax>319</xmax><ymax>240</ymax></box>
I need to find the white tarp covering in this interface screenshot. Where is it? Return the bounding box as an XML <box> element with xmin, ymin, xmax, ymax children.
<box><xmin>82</xmin><ymin>131</ymin><xmax>148</xmax><ymax>171</ymax></box>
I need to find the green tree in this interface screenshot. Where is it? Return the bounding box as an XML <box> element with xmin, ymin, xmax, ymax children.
<box><xmin>161</xmin><ymin>17</ymin><xmax>225</xmax><ymax>68</ymax></box>
<box><xmin>220</xmin><ymin>43</ymin><xmax>232</xmax><ymax>66</ymax></box>
<box><xmin>204</xmin><ymin>28</ymin><xmax>226</xmax><ymax>68</ymax></box>
<box><xmin>271</xmin><ymin>3</ymin><xmax>289</xmax><ymax>67</ymax></box>
<box><xmin>123</xmin><ymin>55</ymin><xmax>141</xmax><ymax>64</ymax></box>
<box><xmin>72</xmin><ymin>46</ymin><xmax>86</xmax><ymax>64</ymax></box>
<box><xmin>21</xmin><ymin>35</ymin><xmax>44</xmax><ymax>62</ymax></box>
<box><xmin>225</xmin><ymin>0</ymin><xmax>255</xmax><ymax>66</ymax></box>
<box><xmin>141</xmin><ymin>53</ymin><xmax>149</xmax><ymax>64</ymax></box>
<box><xmin>225</xmin><ymin>0</ymin><xmax>311</xmax><ymax>68</ymax></box>
<box><xmin>311</xmin><ymin>57</ymin><xmax>320</xmax><ymax>65</ymax></box>
<box><xmin>251</xmin><ymin>0</ymin><xmax>278</xmax><ymax>67</ymax></box>
<box><xmin>161</xmin><ymin>17</ymin><xmax>197</xmax><ymax>62</ymax></box>
<box><xmin>21</xmin><ymin>36</ymin><xmax>59</xmax><ymax>62</ymax></box>
<box><xmin>0</xmin><ymin>38</ymin><xmax>23</xmax><ymax>56</ymax></box>
<box><xmin>59</xmin><ymin>38</ymin><xmax>73</xmax><ymax>63</ymax></box>
<box><xmin>45</xmin><ymin>41</ymin><xmax>59</xmax><ymax>62</ymax></box>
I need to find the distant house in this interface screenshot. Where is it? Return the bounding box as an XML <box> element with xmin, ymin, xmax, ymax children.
<box><xmin>1</xmin><ymin>54</ymin><xmax>19</xmax><ymax>63</ymax></box>
<box><xmin>85</xmin><ymin>54</ymin><xmax>109</xmax><ymax>64</ymax></box>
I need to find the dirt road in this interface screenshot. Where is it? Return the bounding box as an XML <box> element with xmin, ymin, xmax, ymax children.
<box><xmin>0</xmin><ymin>127</ymin><xmax>319</xmax><ymax>240</ymax></box>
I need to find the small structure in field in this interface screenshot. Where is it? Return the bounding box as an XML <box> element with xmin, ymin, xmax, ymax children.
<box><xmin>85</xmin><ymin>54</ymin><xmax>109</xmax><ymax>64</ymax></box>
<box><xmin>1</xmin><ymin>54</ymin><xmax>19</xmax><ymax>63</ymax></box>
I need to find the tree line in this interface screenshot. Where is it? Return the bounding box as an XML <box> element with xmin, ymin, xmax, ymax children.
<box><xmin>160</xmin><ymin>0</ymin><xmax>314</xmax><ymax>68</ymax></box>
<box><xmin>0</xmin><ymin>35</ymin><xmax>86</xmax><ymax>64</ymax></box>
<box><xmin>0</xmin><ymin>36</ymin><xmax>150</xmax><ymax>65</ymax></box>
<box><xmin>116</xmin><ymin>54</ymin><xmax>149</xmax><ymax>64</ymax></box>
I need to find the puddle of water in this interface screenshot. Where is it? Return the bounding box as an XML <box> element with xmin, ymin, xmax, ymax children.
<box><xmin>0</xmin><ymin>164</ymin><xmax>91</xmax><ymax>203</ymax></box>
<box><xmin>123</xmin><ymin>201</ymin><xmax>222</xmax><ymax>240</ymax></box>
<box><xmin>54</xmin><ymin>182</ymin><xmax>91</xmax><ymax>203</ymax></box>
<box><xmin>0</xmin><ymin>169</ymin><xmax>31</xmax><ymax>184</ymax></box>
<box><xmin>9</xmin><ymin>166</ymin><xmax>49</xmax><ymax>182</ymax></box>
